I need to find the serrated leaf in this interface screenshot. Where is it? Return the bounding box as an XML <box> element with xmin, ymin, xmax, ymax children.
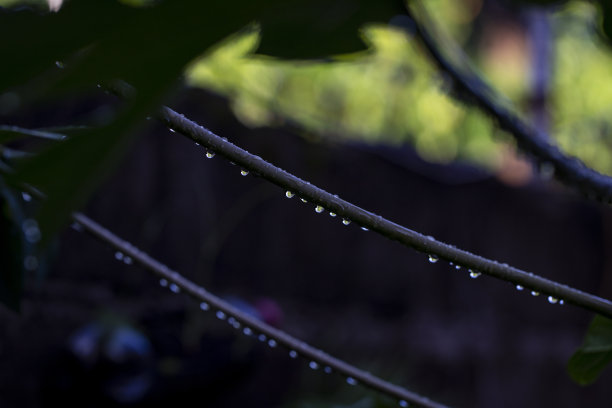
<box><xmin>567</xmin><ymin>315</ymin><xmax>612</xmax><ymax>385</ymax></box>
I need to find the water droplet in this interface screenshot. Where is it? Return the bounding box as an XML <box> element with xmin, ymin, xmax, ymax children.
<box><xmin>285</xmin><ymin>191</ymin><xmax>295</xmax><ymax>198</ymax></box>
<box><xmin>516</xmin><ymin>285</ymin><xmax>524</xmax><ymax>291</ymax></box>
<box><xmin>455</xmin><ymin>265</ymin><xmax>461</xmax><ymax>270</ymax></box>
<box><xmin>469</xmin><ymin>270</ymin><xmax>481</xmax><ymax>279</ymax></box>
<box><xmin>548</xmin><ymin>296</ymin><xmax>558</xmax><ymax>304</ymax></box>
<box><xmin>232</xmin><ymin>320</ymin><xmax>241</xmax><ymax>329</ymax></box>
<box><xmin>346</xmin><ymin>377</ymin><xmax>357</xmax><ymax>386</ymax></box>
<box><xmin>315</xmin><ymin>205</ymin><xmax>324</xmax><ymax>213</ymax></box>
<box><xmin>205</xmin><ymin>151</ymin><xmax>215</xmax><ymax>159</ymax></box>
<box><xmin>342</xmin><ymin>219</ymin><xmax>351</xmax><ymax>226</ymax></box>
<box><xmin>267</xmin><ymin>339</ymin><xmax>277</xmax><ymax>348</ymax></box>
<box><xmin>228</xmin><ymin>317</ymin><xmax>237</xmax><ymax>325</ymax></box>
<box><xmin>21</xmin><ymin>192</ymin><xmax>32</xmax><ymax>202</ymax></box>
<box><xmin>169</xmin><ymin>283</ymin><xmax>180</xmax><ymax>293</ymax></box>
<box><xmin>199</xmin><ymin>302</ymin><xmax>209</xmax><ymax>311</ymax></box>
<box><xmin>114</xmin><ymin>251</ymin><xmax>124</xmax><ymax>261</ymax></box>
<box><xmin>329</xmin><ymin>212</ymin><xmax>336</xmax><ymax>217</ymax></box>
<box><xmin>559</xmin><ymin>299</ymin><xmax>564</xmax><ymax>305</ymax></box>
<box><xmin>258</xmin><ymin>334</ymin><xmax>267</xmax><ymax>342</ymax></box>
<box><xmin>240</xmin><ymin>169</ymin><xmax>249</xmax><ymax>176</ymax></box>
<box><xmin>168</xmin><ymin>128</ymin><xmax>176</xmax><ymax>133</ymax></box>
<box><xmin>323</xmin><ymin>366</ymin><xmax>332</xmax><ymax>374</ymax></box>
<box><xmin>55</xmin><ymin>61</ymin><xmax>64</xmax><ymax>69</ymax></box>
<box><xmin>361</xmin><ymin>226</ymin><xmax>369</xmax><ymax>231</ymax></box>
<box><xmin>22</xmin><ymin>219</ymin><xmax>41</xmax><ymax>243</ymax></box>
<box><xmin>159</xmin><ymin>279</ymin><xmax>168</xmax><ymax>287</ymax></box>
<box><xmin>216</xmin><ymin>311</ymin><xmax>226</xmax><ymax>320</ymax></box>
<box><xmin>123</xmin><ymin>256</ymin><xmax>133</xmax><ymax>265</ymax></box>
<box><xmin>243</xmin><ymin>327</ymin><xmax>253</xmax><ymax>336</ymax></box>
<box><xmin>300</xmin><ymin>198</ymin><xmax>308</xmax><ymax>203</ymax></box>
<box><xmin>428</xmin><ymin>255</ymin><xmax>438</xmax><ymax>263</ymax></box>
<box><xmin>289</xmin><ymin>350</ymin><xmax>298</xmax><ymax>359</ymax></box>
<box><xmin>399</xmin><ymin>400</ymin><xmax>409</xmax><ymax>408</ymax></box>
<box><xmin>531</xmin><ymin>291</ymin><xmax>540</xmax><ymax>297</ymax></box>
<box><xmin>309</xmin><ymin>361</ymin><xmax>319</xmax><ymax>370</ymax></box>
<box><xmin>23</xmin><ymin>255</ymin><xmax>38</xmax><ymax>271</ymax></box>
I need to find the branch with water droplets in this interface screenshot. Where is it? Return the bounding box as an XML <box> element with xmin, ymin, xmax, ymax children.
<box><xmin>402</xmin><ymin>1</ymin><xmax>612</xmax><ymax>203</ymax></box>
<box><xmin>70</xmin><ymin>212</ymin><xmax>447</xmax><ymax>408</ymax></box>
<box><xmin>155</xmin><ymin>104</ymin><xmax>612</xmax><ymax>318</ymax></box>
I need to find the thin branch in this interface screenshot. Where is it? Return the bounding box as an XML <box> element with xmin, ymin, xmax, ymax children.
<box><xmin>70</xmin><ymin>212</ymin><xmax>448</xmax><ymax>408</ymax></box>
<box><xmin>402</xmin><ymin>1</ymin><xmax>612</xmax><ymax>203</ymax></box>
<box><xmin>155</xmin><ymin>104</ymin><xmax>612</xmax><ymax>318</ymax></box>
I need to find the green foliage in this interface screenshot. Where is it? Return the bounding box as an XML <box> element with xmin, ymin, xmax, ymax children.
<box><xmin>567</xmin><ymin>315</ymin><xmax>612</xmax><ymax>385</ymax></box>
<box><xmin>1</xmin><ymin>0</ymin><xmax>401</xmax><ymax>248</ymax></box>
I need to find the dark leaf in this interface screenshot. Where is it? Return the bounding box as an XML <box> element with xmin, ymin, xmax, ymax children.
<box><xmin>567</xmin><ymin>315</ymin><xmax>612</xmax><ymax>385</ymax></box>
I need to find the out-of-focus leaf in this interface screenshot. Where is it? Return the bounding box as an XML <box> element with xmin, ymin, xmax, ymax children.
<box><xmin>256</xmin><ymin>0</ymin><xmax>405</xmax><ymax>59</ymax></box>
<box><xmin>0</xmin><ymin>125</ymin><xmax>66</xmax><ymax>143</ymax></box>
<box><xmin>567</xmin><ymin>315</ymin><xmax>612</xmax><ymax>385</ymax></box>
<box><xmin>0</xmin><ymin>180</ymin><xmax>26</xmax><ymax>311</ymax></box>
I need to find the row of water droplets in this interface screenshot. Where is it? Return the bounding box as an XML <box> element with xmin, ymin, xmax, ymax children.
<box><xmin>153</xmin><ymin>262</ymin><xmax>411</xmax><ymax>406</ymax></box>
<box><xmin>285</xmin><ymin>190</ymin><xmax>372</xmax><ymax>230</ymax></box>
<box><xmin>429</xmin><ymin>254</ymin><xmax>564</xmax><ymax>305</ymax></box>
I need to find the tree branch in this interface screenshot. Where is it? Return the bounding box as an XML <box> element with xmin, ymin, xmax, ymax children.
<box><xmin>402</xmin><ymin>1</ymin><xmax>612</xmax><ymax>203</ymax></box>
<box><xmin>155</xmin><ymin>104</ymin><xmax>612</xmax><ymax>318</ymax></box>
<box><xmin>71</xmin><ymin>212</ymin><xmax>448</xmax><ymax>408</ymax></box>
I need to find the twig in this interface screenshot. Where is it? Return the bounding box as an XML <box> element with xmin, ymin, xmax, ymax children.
<box><xmin>155</xmin><ymin>105</ymin><xmax>612</xmax><ymax>318</ymax></box>
<box><xmin>402</xmin><ymin>1</ymin><xmax>612</xmax><ymax>203</ymax></box>
<box><xmin>71</xmin><ymin>212</ymin><xmax>448</xmax><ymax>408</ymax></box>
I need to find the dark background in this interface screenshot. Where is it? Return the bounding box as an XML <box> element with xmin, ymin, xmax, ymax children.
<box><xmin>1</xmin><ymin>88</ymin><xmax>611</xmax><ymax>407</ymax></box>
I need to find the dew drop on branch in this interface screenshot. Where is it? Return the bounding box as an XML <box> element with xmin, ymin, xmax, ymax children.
<box><xmin>315</xmin><ymin>205</ymin><xmax>324</xmax><ymax>213</ymax></box>
<box><xmin>199</xmin><ymin>302</ymin><xmax>209</xmax><ymax>311</ymax></box>
<box><xmin>361</xmin><ymin>226</ymin><xmax>369</xmax><ymax>231</ymax></box>
<box><xmin>469</xmin><ymin>270</ymin><xmax>481</xmax><ymax>279</ymax></box>
<box><xmin>346</xmin><ymin>377</ymin><xmax>357</xmax><ymax>386</ymax></box>
<box><xmin>243</xmin><ymin>327</ymin><xmax>253</xmax><ymax>336</ymax></box>
<box><xmin>329</xmin><ymin>212</ymin><xmax>336</xmax><ymax>217</ymax></box>
<box><xmin>168</xmin><ymin>128</ymin><xmax>176</xmax><ymax>133</ymax></box>
<box><xmin>123</xmin><ymin>256</ymin><xmax>133</xmax><ymax>265</ymax></box>
<box><xmin>300</xmin><ymin>198</ymin><xmax>308</xmax><ymax>203</ymax></box>
<box><xmin>159</xmin><ymin>279</ymin><xmax>168</xmax><ymax>287</ymax></box>
<box><xmin>285</xmin><ymin>191</ymin><xmax>295</xmax><ymax>198</ymax></box>
<box><xmin>548</xmin><ymin>296</ymin><xmax>558</xmax><ymax>304</ymax></box>
<box><xmin>309</xmin><ymin>361</ymin><xmax>319</xmax><ymax>370</ymax></box>
<box><xmin>399</xmin><ymin>400</ymin><xmax>409</xmax><ymax>407</ymax></box>
<box><xmin>205</xmin><ymin>151</ymin><xmax>215</xmax><ymax>159</ymax></box>
<box><xmin>455</xmin><ymin>265</ymin><xmax>461</xmax><ymax>270</ymax></box>
<box><xmin>21</xmin><ymin>192</ymin><xmax>32</xmax><ymax>202</ymax></box>
<box><xmin>342</xmin><ymin>219</ymin><xmax>351</xmax><ymax>226</ymax></box>
<box><xmin>169</xmin><ymin>283</ymin><xmax>180</xmax><ymax>293</ymax></box>
<box><xmin>516</xmin><ymin>285</ymin><xmax>524</xmax><ymax>291</ymax></box>
<box><xmin>428</xmin><ymin>255</ymin><xmax>438</xmax><ymax>263</ymax></box>
<box><xmin>240</xmin><ymin>170</ymin><xmax>249</xmax><ymax>176</ymax></box>
<box><xmin>323</xmin><ymin>366</ymin><xmax>332</xmax><ymax>374</ymax></box>
<box><xmin>289</xmin><ymin>350</ymin><xmax>298</xmax><ymax>359</ymax></box>
<box><xmin>216</xmin><ymin>311</ymin><xmax>226</xmax><ymax>320</ymax></box>
<box><xmin>267</xmin><ymin>339</ymin><xmax>277</xmax><ymax>348</ymax></box>
<box><xmin>114</xmin><ymin>251</ymin><xmax>124</xmax><ymax>261</ymax></box>
<box><xmin>531</xmin><ymin>291</ymin><xmax>540</xmax><ymax>297</ymax></box>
